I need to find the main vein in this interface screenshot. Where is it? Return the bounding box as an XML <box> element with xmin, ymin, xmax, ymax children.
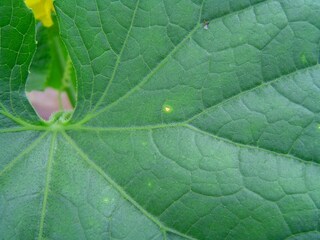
<box><xmin>38</xmin><ymin>132</ymin><xmax>57</xmax><ymax>240</ymax></box>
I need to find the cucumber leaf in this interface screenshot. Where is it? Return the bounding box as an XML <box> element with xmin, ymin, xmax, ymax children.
<box><xmin>1</xmin><ymin>0</ymin><xmax>320</xmax><ymax>239</ymax></box>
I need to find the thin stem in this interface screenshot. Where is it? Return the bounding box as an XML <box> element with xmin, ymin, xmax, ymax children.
<box><xmin>62</xmin><ymin>56</ymin><xmax>76</xmax><ymax>107</ymax></box>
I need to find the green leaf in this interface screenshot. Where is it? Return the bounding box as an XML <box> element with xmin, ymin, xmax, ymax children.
<box><xmin>1</xmin><ymin>0</ymin><xmax>320</xmax><ymax>239</ymax></box>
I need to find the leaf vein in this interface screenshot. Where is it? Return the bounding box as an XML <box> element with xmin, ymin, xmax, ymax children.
<box><xmin>0</xmin><ymin>132</ymin><xmax>49</xmax><ymax>177</ymax></box>
<box><xmin>77</xmin><ymin>0</ymin><xmax>285</xmax><ymax>124</ymax></box>
<box><xmin>91</xmin><ymin>0</ymin><xmax>140</xmax><ymax>114</ymax></box>
<box><xmin>186</xmin><ymin>64</ymin><xmax>320</xmax><ymax>123</ymax></box>
<box><xmin>38</xmin><ymin>132</ymin><xmax>57</xmax><ymax>240</ymax></box>
<box><xmin>61</xmin><ymin>131</ymin><xmax>197</xmax><ymax>240</ymax></box>
<box><xmin>185</xmin><ymin>124</ymin><xmax>319</xmax><ymax>167</ymax></box>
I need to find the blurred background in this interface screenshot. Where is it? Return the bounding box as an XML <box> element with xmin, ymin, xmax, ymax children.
<box><xmin>26</xmin><ymin>11</ymin><xmax>76</xmax><ymax>120</ymax></box>
<box><xmin>27</xmin><ymin>89</ymin><xmax>72</xmax><ymax>120</ymax></box>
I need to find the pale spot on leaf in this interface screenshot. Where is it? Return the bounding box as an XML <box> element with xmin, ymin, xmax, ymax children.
<box><xmin>300</xmin><ymin>53</ymin><xmax>308</xmax><ymax>65</ymax></box>
<box><xmin>162</xmin><ymin>104</ymin><xmax>173</xmax><ymax>114</ymax></box>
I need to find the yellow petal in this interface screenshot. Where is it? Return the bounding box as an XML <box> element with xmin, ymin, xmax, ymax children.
<box><xmin>24</xmin><ymin>0</ymin><xmax>54</xmax><ymax>27</ymax></box>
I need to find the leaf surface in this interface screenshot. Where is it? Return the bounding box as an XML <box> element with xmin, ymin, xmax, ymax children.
<box><xmin>1</xmin><ymin>0</ymin><xmax>320</xmax><ymax>239</ymax></box>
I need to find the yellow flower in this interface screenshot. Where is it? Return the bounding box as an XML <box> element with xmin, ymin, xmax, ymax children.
<box><xmin>25</xmin><ymin>0</ymin><xmax>55</xmax><ymax>27</ymax></box>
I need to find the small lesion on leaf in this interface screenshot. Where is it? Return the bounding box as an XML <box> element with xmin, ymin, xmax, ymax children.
<box><xmin>162</xmin><ymin>104</ymin><xmax>173</xmax><ymax>114</ymax></box>
<box><xmin>203</xmin><ymin>20</ymin><xmax>209</xmax><ymax>30</ymax></box>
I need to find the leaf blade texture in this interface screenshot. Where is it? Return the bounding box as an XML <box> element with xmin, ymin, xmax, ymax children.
<box><xmin>1</xmin><ymin>0</ymin><xmax>320</xmax><ymax>239</ymax></box>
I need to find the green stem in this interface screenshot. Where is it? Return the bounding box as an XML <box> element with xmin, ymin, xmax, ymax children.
<box><xmin>61</xmin><ymin>56</ymin><xmax>76</xmax><ymax>107</ymax></box>
<box><xmin>49</xmin><ymin>17</ymin><xmax>76</xmax><ymax>108</ymax></box>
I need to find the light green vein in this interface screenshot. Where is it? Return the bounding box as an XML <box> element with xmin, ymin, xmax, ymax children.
<box><xmin>7</xmin><ymin>8</ymin><xmax>35</xmax><ymax>120</ymax></box>
<box><xmin>64</xmin><ymin>64</ymin><xmax>320</xmax><ymax>167</ymax></box>
<box><xmin>0</xmin><ymin>103</ymin><xmax>44</xmax><ymax>129</ymax></box>
<box><xmin>186</xmin><ymin>64</ymin><xmax>320</xmax><ymax>123</ymax></box>
<box><xmin>65</xmin><ymin>122</ymin><xmax>184</xmax><ymax>131</ymax></box>
<box><xmin>77</xmin><ymin>22</ymin><xmax>201</xmax><ymax>125</ymax></box>
<box><xmin>90</xmin><ymin>0</ymin><xmax>140</xmax><ymax>114</ymax></box>
<box><xmin>61</xmin><ymin>131</ymin><xmax>197</xmax><ymax>240</ymax></box>
<box><xmin>0</xmin><ymin>127</ymin><xmax>39</xmax><ymax>133</ymax></box>
<box><xmin>0</xmin><ymin>132</ymin><xmax>49</xmax><ymax>177</ymax></box>
<box><xmin>65</xmin><ymin>122</ymin><xmax>318</xmax><ymax>167</ymax></box>
<box><xmin>198</xmin><ymin>0</ymin><xmax>205</xmax><ymax>22</ymax></box>
<box><xmin>185</xmin><ymin>124</ymin><xmax>319</xmax><ymax>167</ymax></box>
<box><xmin>38</xmin><ymin>132</ymin><xmax>57</xmax><ymax>240</ymax></box>
<box><xmin>93</xmin><ymin>0</ymin><xmax>118</xmax><ymax>56</ymax></box>
<box><xmin>75</xmin><ymin>0</ymin><xmax>273</xmax><ymax>125</ymax></box>
<box><xmin>8</xmin><ymin>27</ymin><xmax>28</xmax><ymax>119</ymax></box>
<box><xmin>162</xmin><ymin>230</ymin><xmax>167</xmax><ymax>240</ymax></box>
